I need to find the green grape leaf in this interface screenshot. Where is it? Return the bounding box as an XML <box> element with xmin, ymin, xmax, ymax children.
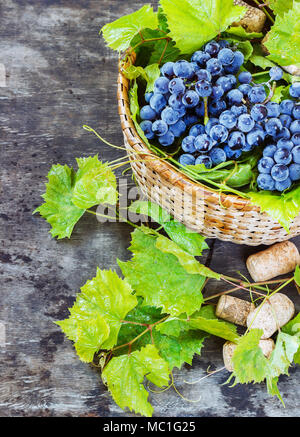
<box><xmin>265</xmin><ymin>2</ymin><xmax>300</xmax><ymax>66</ymax></box>
<box><xmin>34</xmin><ymin>165</ymin><xmax>85</xmax><ymax>239</ymax></box>
<box><xmin>225</xmin><ymin>26</ymin><xmax>263</xmax><ymax>39</ymax></box>
<box><xmin>267</xmin><ymin>331</ymin><xmax>299</xmax><ymax>378</ymax></box>
<box><xmin>72</xmin><ymin>156</ymin><xmax>118</xmax><ymax>209</ymax></box>
<box><xmin>144</xmin><ymin>64</ymin><xmax>161</xmax><ymax>92</ymax></box>
<box><xmin>129</xmin><ymin>200</ymin><xmax>209</xmax><ymax>256</ymax></box>
<box><xmin>101</xmin><ymin>5</ymin><xmax>158</xmax><ymax>52</ymax></box>
<box><xmin>157</xmin><ymin>305</ymin><xmax>238</xmax><ymax>343</ymax></box>
<box><xmin>231</xmin><ymin>329</ymin><xmax>269</xmax><ymax>384</ymax></box>
<box><xmin>160</xmin><ymin>0</ymin><xmax>246</xmax><ymax>54</ymax></box>
<box><xmin>102</xmin><ymin>344</ymin><xmax>169</xmax><ymax>417</ymax></box>
<box><xmin>34</xmin><ymin>156</ymin><xmax>118</xmax><ymax>239</ymax></box>
<box><xmin>118</xmin><ymin>229</ymin><xmax>206</xmax><ymax>316</ymax></box>
<box><xmin>155</xmin><ymin>235</ymin><xmax>220</xmax><ymax>279</ymax></box>
<box><xmin>56</xmin><ymin>269</ymin><xmax>137</xmax><ymax>361</ymax></box>
<box><xmin>249</xmin><ymin>185</ymin><xmax>300</xmax><ymax>232</ymax></box>
<box><xmin>268</xmin><ymin>0</ymin><xmax>294</xmax><ymax>16</ymax></box>
<box><xmin>282</xmin><ymin>313</ymin><xmax>300</xmax><ymax>365</ymax></box>
<box><xmin>117</xmin><ymin>301</ymin><xmax>208</xmax><ymax>370</ymax></box>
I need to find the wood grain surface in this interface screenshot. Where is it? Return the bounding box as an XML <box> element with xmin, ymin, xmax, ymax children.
<box><xmin>0</xmin><ymin>0</ymin><xmax>299</xmax><ymax>417</ymax></box>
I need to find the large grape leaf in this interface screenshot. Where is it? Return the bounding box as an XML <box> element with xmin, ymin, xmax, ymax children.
<box><xmin>101</xmin><ymin>5</ymin><xmax>158</xmax><ymax>52</ymax></box>
<box><xmin>116</xmin><ymin>301</ymin><xmax>208</xmax><ymax>370</ymax></box>
<box><xmin>160</xmin><ymin>0</ymin><xmax>246</xmax><ymax>54</ymax></box>
<box><xmin>102</xmin><ymin>344</ymin><xmax>170</xmax><ymax>417</ymax></box>
<box><xmin>118</xmin><ymin>229</ymin><xmax>206</xmax><ymax>316</ymax></box>
<box><xmin>268</xmin><ymin>0</ymin><xmax>294</xmax><ymax>16</ymax></box>
<box><xmin>56</xmin><ymin>269</ymin><xmax>138</xmax><ymax>361</ymax></box>
<box><xmin>265</xmin><ymin>2</ymin><xmax>300</xmax><ymax>66</ymax></box>
<box><xmin>34</xmin><ymin>156</ymin><xmax>118</xmax><ymax>239</ymax></box>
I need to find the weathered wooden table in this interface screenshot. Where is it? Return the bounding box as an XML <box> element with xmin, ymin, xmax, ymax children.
<box><xmin>0</xmin><ymin>0</ymin><xmax>299</xmax><ymax>417</ymax></box>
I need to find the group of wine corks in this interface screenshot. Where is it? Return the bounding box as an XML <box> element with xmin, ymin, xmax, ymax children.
<box><xmin>217</xmin><ymin>241</ymin><xmax>299</xmax><ymax>371</ymax></box>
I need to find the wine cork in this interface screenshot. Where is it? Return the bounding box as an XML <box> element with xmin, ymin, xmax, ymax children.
<box><xmin>223</xmin><ymin>338</ymin><xmax>275</xmax><ymax>372</ymax></box>
<box><xmin>247</xmin><ymin>293</ymin><xmax>295</xmax><ymax>339</ymax></box>
<box><xmin>246</xmin><ymin>241</ymin><xmax>300</xmax><ymax>282</ymax></box>
<box><xmin>233</xmin><ymin>0</ymin><xmax>266</xmax><ymax>33</ymax></box>
<box><xmin>216</xmin><ymin>295</ymin><xmax>255</xmax><ymax>327</ymax></box>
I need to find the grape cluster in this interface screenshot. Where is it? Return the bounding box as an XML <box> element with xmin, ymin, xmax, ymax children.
<box><xmin>139</xmin><ymin>38</ymin><xmax>300</xmax><ymax>192</ymax></box>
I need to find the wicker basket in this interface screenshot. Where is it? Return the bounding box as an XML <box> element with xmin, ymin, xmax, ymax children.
<box><xmin>117</xmin><ymin>71</ymin><xmax>300</xmax><ymax>246</ymax></box>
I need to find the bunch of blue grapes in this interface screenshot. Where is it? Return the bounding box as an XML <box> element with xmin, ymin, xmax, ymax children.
<box><xmin>139</xmin><ymin>38</ymin><xmax>300</xmax><ymax>192</ymax></box>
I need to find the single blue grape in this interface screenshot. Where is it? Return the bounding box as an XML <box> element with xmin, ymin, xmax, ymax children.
<box><xmin>269</xmin><ymin>67</ymin><xmax>283</xmax><ymax>81</ymax></box>
<box><xmin>210</xmin><ymin>147</ymin><xmax>227</xmax><ymax>165</ymax></box>
<box><xmin>195</xmin><ymin>69</ymin><xmax>212</xmax><ymax>82</ymax></box>
<box><xmin>263</xmin><ymin>145</ymin><xmax>277</xmax><ymax>158</ymax></box>
<box><xmin>168</xmin><ymin>78</ymin><xmax>186</xmax><ymax>95</ymax></box>
<box><xmin>140</xmin><ymin>121</ymin><xmax>155</xmax><ymax>139</ymax></box>
<box><xmin>191</xmin><ymin>51</ymin><xmax>211</xmax><ymax>67</ymax></box>
<box><xmin>209</xmin><ymin>99</ymin><xmax>227</xmax><ymax>117</ymax></box>
<box><xmin>210</xmin><ymin>124</ymin><xmax>229</xmax><ymax>143</ymax></box>
<box><xmin>275</xmin><ymin>177</ymin><xmax>292</xmax><ymax>192</ymax></box>
<box><xmin>279</xmin><ymin>114</ymin><xmax>292</xmax><ymax>129</ymax></box>
<box><xmin>266</xmin><ymin>101</ymin><xmax>280</xmax><ymax>118</ymax></box>
<box><xmin>158</xmin><ymin>130</ymin><xmax>175</xmax><ymax>146</ymax></box>
<box><xmin>179</xmin><ymin>153</ymin><xmax>196</xmax><ymax>166</ymax></box>
<box><xmin>290</xmin><ymin>120</ymin><xmax>300</xmax><ymax>134</ymax></box>
<box><xmin>161</xmin><ymin>62</ymin><xmax>175</xmax><ymax>79</ymax></box>
<box><xmin>182</xmin><ymin>136</ymin><xmax>196</xmax><ymax>153</ymax></box>
<box><xmin>168</xmin><ymin>94</ymin><xmax>185</xmax><ymax>111</ymax></box>
<box><xmin>238</xmin><ymin>71</ymin><xmax>252</xmax><ymax>84</ymax></box>
<box><xmin>257</xmin><ymin>174</ymin><xmax>275</xmax><ymax>191</ymax></box>
<box><xmin>274</xmin><ymin>147</ymin><xmax>292</xmax><ymax>165</ymax></box>
<box><xmin>239</xmin><ymin>84</ymin><xmax>252</xmax><ymax>96</ymax></box>
<box><xmin>169</xmin><ymin>120</ymin><xmax>187</xmax><ymax>138</ymax></box>
<box><xmin>217</xmin><ymin>48</ymin><xmax>234</xmax><ymax>65</ymax></box>
<box><xmin>195</xmin><ymin>155</ymin><xmax>213</xmax><ymax>168</ymax></box>
<box><xmin>224</xmin><ymin>145</ymin><xmax>242</xmax><ymax>159</ymax></box>
<box><xmin>228</xmin><ymin>131</ymin><xmax>246</xmax><ymax>149</ymax></box>
<box><xmin>145</xmin><ymin>92</ymin><xmax>154</xmax><ymax>103</ymax></box>
<box><xmin>290</xmin><ymin>163</ymin><xmax>300</xmax><ymax>181</ymax></box>
<box><xmin>238</xmin><ymin>114</ymin><xmax>255</xmax><ymax>133</ymax></box>
<box><xmin>205</xmin><ymin>40</ymin><xmax>220</xmax><ymax>57</ymax></box>
<box><xmin>227</xmin><ymin>89</ymin><xmax>243</xmax><ymax>105</ymax></box>
<box><xmin>247</xmin><ymin>128</ymin><xmax>265</xmax><ymax>147</ymax></box>
<box><xmin>219</xmin><ymin>110</ymin><xmax>237</xmax><ymax>129</ymax></box>
<box><xmin>293</xmin><ymin>103</ymin><xmax>300</xmax><ymax>120</ymax></box>
<box><xmin>189</xmin><ymin>124</ymin><xmax>205</xmax><ymax>137</ymax></box>
<box><xmin>265</xmin><ymin>118</ymin><xmax>283</xmax><ymax>137</ymax></box>
<box><xmin>152</xmin><ymin>120</ymin><xmax>168</xmax><ymax>136</ymax></box>
<box><xmin>271</xmin><ymin>164</ymin><xmax>289</xmax><ymax>182</ymax></box>
<box><xmin>248</xmin><ymin>85</ymin><xmax>267</xmax><ymax>104</ymax></box>
<box><xmin>290</xmin><ymin>82</ymin><xmax>300</xmax><ymax>99</ymax></box>
<box><xmin>140</xmin><ymin>105</ymin><xmax>157</xmax><ymax>121</ymax></box>
<box><xmin>258</xmin><ymin>157</ymin><xmax>274</xmax><ymax>174</ymax></box>
<box><xmin>173</xmin><ymin>60</ymin><xmax>194</xmax><ymax>79</ymax></box>
<box><xmin>280</xmin><ymin>99</ymin><xmax>295</xmax><ymax>115</ymax></box>
<box><xmin>250</xmin><ymin>104</ymin><xmax>268</xmax><ymax>122</ymax></box>
<box><xmin>149</xmin><ymin>93</ymin><xmax>167</xmax><ymax>113</ymax></box>
<box><xmin>182</xmin><ymin>90</ymin><xmax>200</xmax><ymax>108</ymax></box>
<box><xmin>211</xmin><ymin>84</ymin><xmax>224</xmax><ymax>100</ymax></box>
<box><xmin>292</xmin><ymin>133</ymin><xmax>300</xmax><ymax>146</ymax></box>
<box><xmin>194</xmin><ymin>134</ymin><xmax>214</xmax><ymax>153</ymax></box>
<box><xmin>161</xmin><ymin>107</ymin><xmax>180</xmax><ymax>125</ymax></box>
<box><xmin>154</xmin><ymin>77</ymin><xmax>170</xmax><ymax>94</ymax></box>
<box><xmin>231</xmin><ymin>104</ymin><xmax>247</xmax><ymax>117</ymax></box>
<box><xmin>206</xmin><ymin>58</ymin><xmax>223</xmax><ymax>76</ymax></box>
<box><xmin>195</xmin><ymin>79</ymin><xmax>212</xmax><ymax>97</ymax></box>
<box><xmin>223</xmin><ymin>52</ymin><xmax>244</xmax><ymax>74</ymax></box>
<box><xmin>216</xmin><ymin>75</ymin><xmax>235</xmax><ymax>93</ymax></box>
<box><xmin>292</xmin><ymin>145</ymin><xmax>300</xmax><ymax>163</ymax></box>
<box><xmin>277</xmin><ymin>139</ymin><xmax>294</xmax><ymax>150</ymax></box>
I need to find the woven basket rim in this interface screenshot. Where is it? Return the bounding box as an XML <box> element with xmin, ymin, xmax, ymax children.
<box><xmin>117</xmin><ymin>63</ymin><xmax>262</xmax><ymax>212</ymax></box>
